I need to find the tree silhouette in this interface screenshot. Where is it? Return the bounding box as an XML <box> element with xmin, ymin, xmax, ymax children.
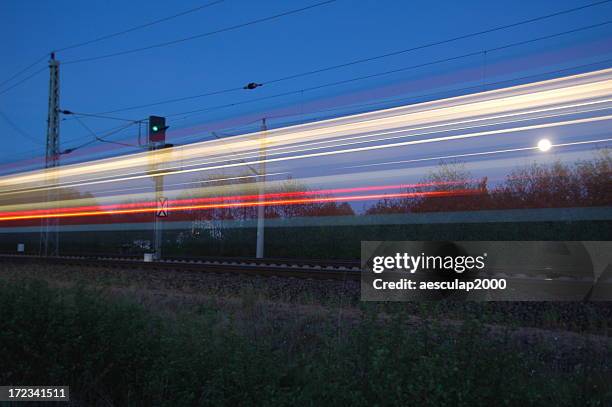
<box><xmin>366</xmin><ymin>160</ymin><xmax>489</xmax><ymax>214</ymax></box>
<box><xmin>491</xmin><ymin>149</ymin><xmax>611</xmax><ymax>209</ymax></box>
<box><xmin>366</xmin><ymin>150</ymin><xmax>610</xmax><ymax>214</ymax></box>
<box><xmin>264</xmin><ymin>177</ymin><xmax>355</xmax><ymax>219</ymax></box>
<box><xmin>572</xmin><ymin>148</ymin><xmax>611</xmax><ymax>206</ymax></box>
<box><xmin>178</xmin><ymin>173</ymin><xmax>354</xmax><ymax>241</ymax></box>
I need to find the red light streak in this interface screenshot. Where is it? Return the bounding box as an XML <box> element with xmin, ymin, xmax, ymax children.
<box><xmin>0</xmin><ymin>181</ymin><xmax>467</xmax><ymax>219</ymax></box>
<box><xmin>0</xmin><ymin>187</ymin><xmax>479</xmax><ymax>222</ymax></box>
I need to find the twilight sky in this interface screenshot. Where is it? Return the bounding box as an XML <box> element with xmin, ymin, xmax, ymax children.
<box><xmin>1</xmin><ymin>0</ymin><xmax>611</xmax><ymax>170</ymax></box>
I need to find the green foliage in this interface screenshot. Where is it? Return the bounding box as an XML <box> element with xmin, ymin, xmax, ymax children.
<box><xmin>1</xmin><ymin>279</ymin><xmax>610</xmax><ymax>406</ymax></box>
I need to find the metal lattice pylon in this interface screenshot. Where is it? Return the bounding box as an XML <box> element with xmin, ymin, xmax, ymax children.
<box><xmin>40</xmin><ymin>53</ymin><xmax>60</xmax><ymax>257</ymax></box>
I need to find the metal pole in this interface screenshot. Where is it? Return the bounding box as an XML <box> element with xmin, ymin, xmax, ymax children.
<box><xmin>154</xmin><ymin>174</ymin><xmax>163</xmax><ymax>260</ymax></box>
<box><xmin>255</xmin><ymin>118</ymin><xmax>266</xmax><ymax>258</ymax></box>
<box><xmin>149</xmin><ymin>142</ymin><xmax>164</xmax><ymax>261</ymax></box>
<box><xmin>40</xmin><ymin>53</ymin><xmax>60</xmax><ymax>257</ymax></box>
<box><xmin>147</xmin><ymin>117</ymin><xmax>169</xmax><ymax>261</ymax></box>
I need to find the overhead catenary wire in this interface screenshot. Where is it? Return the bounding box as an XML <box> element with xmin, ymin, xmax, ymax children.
<box><xmin>4</xmin><ymin>22</ymin><xmax>610</xmax><ymax>159</ymax></box>
<box><xmin>0</xmin><ymin>54</ymin><xmax>49</xmax><ymax>89</ymax></box>
<box><xmin>0</xmin><ymin>111</ymin><xmax>44</xmax><ymax>145</ymax></box>
<box><xmin>100</xmin><ymin>86</ymin><xmax>244</xmax><ymax>114</ymax></box>
<box><xmin>2</xmin><ymin>1</ymin><xmax>611</xmax><ymax>162</ymax></box>
<box><xmin>2</xmin><ymin>0</ymin><xmax>335</xmax><ymax>120</ymax></box>
<box><xmin>164</xmin><ymin>21</ymin><xmax>612</xmax><ymax>120</ymax></box>
<box><xmin>54</xmin><ymin>0</ymin><xmax>225</xmax><ymax>53</ymax></box>
<box><xmin>0</xmin><ymin>1</ymin><xmax>225</xmax><ymax>89</ymax></box>
<box><xmin>66</xmin><ymin>120</ymin><xmax>140</xmax><ymax>153</ymax></box>
<box><xmin>89</xmin><ymin>0</ymin><xmax>612</xmax><ymax>115</ymax></box>
<box><xmin>265</xmin><ymin>0</ymin><xmax>612</xmax><ymax>86</ymax></box>
<box><xmin>69</xmin><ymin>122</ymin><xmax>140</xmax><ymax>147</ymax></box>
<box><xmin>149</xmin><ymin>58</ymin><xmax>612</xmax><ymax>150</ymax></box>
<box><xmin>4</xmin><ymin>58</ymin><xmax>611</xmax><ymax>165</ymax></box>
<box><xmin>0</xmin><ymin>120</ymin><xmax>143</xmax><ymax>162</ymax></box>
<box><xmin>61</xmin><ymin>0</ymin><xmax>338</xmax><ymax>65</ymax></box>
<box><xmin>73</xmin><ymin>116</ymin><xmax>139</xmax><ymax>148</ymax></box>
<box><xmin>4</xmin><ymin>0</ymin><xmax>607</xmax><ymax>103</ymax></box>
<box><xmin>264</xmin><ymin>58</ymin><xmax>612</xmax><ymax>123</ymax></box>
<box><xmin>0</xmin><ymin>66</ymin><xmax>47</xmax><ymax>96</ymax></box>
<box><xmin>61</xmin><ymin>110</ymin><xmax>143</xmax><ymax>123</ymax></box>
<box><xmin>9</xmin><ymin>115</ymin><xmax>146</xmax><ymax>158</ymax></box>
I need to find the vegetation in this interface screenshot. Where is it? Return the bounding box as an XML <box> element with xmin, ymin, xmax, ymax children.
<box><xmin>367</xmin><ymin>149</ymin><xmax>612</xmax><ymax>214</ymax></box>
<box><xmin>1</xmin><ymin>278</ymin><xmax>611</xmax><ymax>406</ymax></box>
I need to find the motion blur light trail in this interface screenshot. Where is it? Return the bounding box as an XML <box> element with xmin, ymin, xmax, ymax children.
<box><xmin>0</xmin><ymin>113</ymin><xmax>608</xmax><ymax>198</ymax></box>
<box><xmin>0</xmin><ymin>68</ymin><xmax>611</xmax><ymax>231</ymax></box>
<box><xmin>343</xmin><ymin>137</ymin><xmax>612</xmax><ymax>170</ymax></box>
<box><xmin>0</xmin><ymin>188</ymin><xmax>479</xmax><ymax>222</ymax></box>
<box><xmin>0</xmin><ymin>182</ymin><xmax>461</xmax><ymax>219</ymax></box>
<box><xmin>2</xmin><ymin>68</ymin><xmax>611</xmax><ymax>189</ymax></box>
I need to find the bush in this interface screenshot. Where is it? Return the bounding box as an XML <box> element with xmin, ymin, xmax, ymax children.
<box><xmin>1</xmin><ymin>279</ymin><xmax>610</xmax><ymax>406</ymax></box>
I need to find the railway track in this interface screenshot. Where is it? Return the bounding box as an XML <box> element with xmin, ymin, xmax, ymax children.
<box><xmin>0</xmin><ymin>254</ymin><xmax>362</xmax><ymax>281</ymax></box>
<box><xmin>1</xmin><ymin>254</ymin><xmax>609</xmax><ymax>299</ymax></box>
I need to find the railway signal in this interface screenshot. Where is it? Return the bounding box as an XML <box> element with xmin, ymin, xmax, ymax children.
<box><xmin>147</xmin><ymin>115</ymin><xmax>170</xmax><ymax>261</ymax></box>
<box><xmin>148</xmin><ymin>115</ymin><xmax>168</xmax><ymax>143</ymax></box>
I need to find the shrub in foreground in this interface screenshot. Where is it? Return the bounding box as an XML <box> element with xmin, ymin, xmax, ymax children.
<box><xmin>0</xmin><ymin>279</ymin><xmax>610</xmax><ymax>406</ymax></box>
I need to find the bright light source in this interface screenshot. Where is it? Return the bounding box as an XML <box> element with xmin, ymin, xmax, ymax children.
<box><xmin>152</xmin><ymin>125</ymin><xmax>159</xmax><ymax>132</ymax></box>
<box><xmin>537</xmin><ymin>138</ymin><xmax>552</xmax><ymax>152</ymax></box>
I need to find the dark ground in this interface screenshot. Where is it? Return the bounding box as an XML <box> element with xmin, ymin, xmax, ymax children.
<box><xmin>0</xmin><ymin>261</ymin><xmax>610</xmax><ymax>406</ymax></box>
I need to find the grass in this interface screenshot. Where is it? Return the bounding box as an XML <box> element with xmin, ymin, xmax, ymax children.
<box><xmin>1</xmin><ymin>278</ymin><xmax>611</xmax><ymax>406</ymax></box>
<box><xmin>1</xmin><ymin>261</ymin><xmax>611</xmax><ymax>336</ymax></box>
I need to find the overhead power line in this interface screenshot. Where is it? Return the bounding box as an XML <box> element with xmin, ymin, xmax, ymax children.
<box><xmin>3</xmin><ymin>0</ymin><xmax>606</xmax><ymax>98</ymax></box>
<box><xmin>159</xmin><ymin>58</ymin><xmax>612</xmax><ymax>151</ymax></box>
<box><xmin>265</xmin><ymin>0</ymin><xmax>612</xmax><ymax>85</ymax></box>
<box><xmin>0</xmin><ymin>66</ymin><xmax>47</xmax><ymax>96</ymax></box>
<box><xmin>62</xmin><ymin>0</ymin><xmax>338</xmax><ymax>65</ymax></box>
<box><xmin>0</xmin><ymin>110</ymin><xmax>43</xmax><ymax>145</ymax></box>
<box><xmin>60</xmin><ymin>110</ymin><xmax>142</xmax><ymax>123</ymax></box>
<box><xmin>1</xmin><ymin>120</ymin><xmax>140</xmax><ymax>159</ymax></box>
<box><xmin>0</xmin><ymin>54</ymin><xmax>48</xmax><ymax>89</ymax></box>
<box><xmin>157</xmin><ymin>20</ymin><xmax>612</xmax><ymax>119</ymax></box>
<box><xmin>101</xmin><ymin>86</ymin><xmax>244</xmax><ymax>114</ymax></box>
<box><xmin>0</xmin><ymin>1</ymin><xmax>224</xmax><ymax>90</ymax></box>
<box><xmin>1</xmin><ymin>0</ymin><xmax>608</xmax><ymax>96</ymax></box>
<box><xmin>8</xmin><ymin>58</ymin><xmax>612</xmax><ymax>161</ymax></box>
<box><xmin>54</xmin><ymin>0</ymin><xmax>225</xmax><ymax>53</ymax></box>
<box><xmin>73</xmin><ymin>116</ymin><xmax>138</xmax><ymax>149</ymax></box>
<box><xmin>247</xmin><ymin>58</ymin><xmax>612</xmax><ymax>130</ymax></box>
<box><xmin>64</xmin><ymin>121</ymin><xmax>140</xmax><ymax>153</ymax></box>
<box><xmin>91</xmin><ymin>0</ymin><xmax>612</xmax><ymax>114</ymax></box>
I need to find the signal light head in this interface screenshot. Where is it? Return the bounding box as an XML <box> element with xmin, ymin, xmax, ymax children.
<box><xmin>148</xmin><ymin>115</ymin><xmax>167</xmax><ymax>143</ymax></box>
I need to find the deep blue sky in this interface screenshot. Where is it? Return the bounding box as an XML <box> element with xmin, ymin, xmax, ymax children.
<box><xmin>1</xmin><ymin>0</ymin><xmax>611</xmax><ymax>169</ymax></box>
